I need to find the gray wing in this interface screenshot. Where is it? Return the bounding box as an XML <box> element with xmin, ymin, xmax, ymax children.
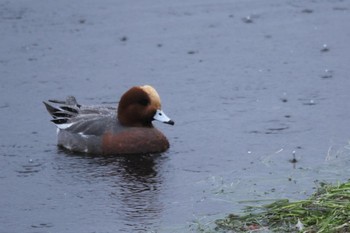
<box><xmin>64</xmin><ymin>114</ymin><xmax>117</xmax><ymax>136</ymax></box>
<box><xmin>43</xmin><ymin>96</ymin><xmax>119</xmax><ymax>136</ymax></box>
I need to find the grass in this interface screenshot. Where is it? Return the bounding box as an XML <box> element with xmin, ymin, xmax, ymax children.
<box><xmin>213</xmin><ymin>180</ymin><xmax>350</xmax><ymax>233</ymax></box>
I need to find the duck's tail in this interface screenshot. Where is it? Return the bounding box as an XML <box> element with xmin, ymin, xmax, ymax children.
<box><xmin>43</xmin><ymin>96</ymin><xmax>81</xmax><ymax>128</ymax></box>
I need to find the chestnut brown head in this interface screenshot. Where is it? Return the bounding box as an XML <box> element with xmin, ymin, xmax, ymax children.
<box><xmin>117</xmin><ymin>85</ymin><xmax>174</xmax><ymax>127</ymax></box>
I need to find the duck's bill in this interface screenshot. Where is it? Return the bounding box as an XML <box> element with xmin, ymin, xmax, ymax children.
<box><xmin>153</xmin><ymin>109</ymin><xmax>175</xmax><ymax>125</ymax></box>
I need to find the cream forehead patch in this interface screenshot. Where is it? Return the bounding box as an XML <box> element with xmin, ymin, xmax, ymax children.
<box><xmin>140</xmin><ymin>85</ymin><xmax>161</xmax><ymax>109</ymax></box>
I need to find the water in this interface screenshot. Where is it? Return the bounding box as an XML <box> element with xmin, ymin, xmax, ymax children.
<box><xmin>1</xmin><ymin>0</ymin><xmax>350</xmax><ymax>232</ymax></box>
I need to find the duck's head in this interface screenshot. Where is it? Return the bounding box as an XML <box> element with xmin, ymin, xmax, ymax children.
<box><xmin>117</xmin><ymin>85</ymin><xmax>174</xmax><ymax>127</ymax></box>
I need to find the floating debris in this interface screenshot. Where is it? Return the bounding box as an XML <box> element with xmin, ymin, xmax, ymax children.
<box><xmin>296</xmin><ymin>218</ymin><xmax>304</xmax><ymax>231</ymax></box>
<box><xmin>242</xmin><ymin>15</ymin><xmax>253</xmax><ymax>23</ymax></box>
<box><xmin>187</xmin><ymin>50</ymin><xmax>197</xmax><ymax>55</ymax></box>
<box><xmin>303</xmin><ymin>99</ymin><xmax>316</xmax><ymax>106</ymax></box>
<box><xmin>333</xmin><ymin>7</ymin><xmax>348</xmax><ymax>11</ymax></box>
<box><xmin>280</xmin><ymin>92</ymin><xmax>288</xmax><ymax>103</ymax></box>
<box><xmin>301</xmin><ymin>9</ymin><xmax>313</xmax><ymax>13</ymax></box>
<box><xmin>321</xmin><ymin>44</ymin><xmax>329</xmax><ymax>52</ymax></box>
<box><xmin>289</xmin><ymin>150</ymin><xmax>298</xmax><ymax>163</ymax></box>
<box><xmin>120</xmin><ymin>36</ymin><xmax>128</xmax><ymax>42</ymax></box>
<box><xmin>321</xmin><ymin>69</ymin><xmax>334</xmax><ymax>79</ymax></box>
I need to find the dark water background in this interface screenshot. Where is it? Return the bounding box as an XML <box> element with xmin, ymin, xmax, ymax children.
<box><xmin>1</xmin><ymin>0</ymin><xmax>350</xmax><ymax>232</ymax></box>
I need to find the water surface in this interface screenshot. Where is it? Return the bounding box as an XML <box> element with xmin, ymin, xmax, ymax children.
<box><xmin>1</xmin><ymin>0</ymin><xmax>350</xmax><ymax>232</ymax></box>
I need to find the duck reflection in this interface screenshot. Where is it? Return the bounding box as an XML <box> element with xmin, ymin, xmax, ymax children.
<box><xmin>113</xmin><ymin>154</ymin><xmax>164</xmax><ymax>231</ymax></box>
<box><xmin>55</xmin><ymin>149</ymin><xmax>166</xmax><ymax>232</ymax></box>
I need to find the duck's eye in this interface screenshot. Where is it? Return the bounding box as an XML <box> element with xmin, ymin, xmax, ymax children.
<box><xmin>138</xmin><ymin>98</ymin><xmax>149</xmax><ymax>106</ymax></box>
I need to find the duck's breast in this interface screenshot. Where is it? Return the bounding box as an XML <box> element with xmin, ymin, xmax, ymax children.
<box><xmin>102</xmin><ymin>127</ymin><xmax>170</xmax><ymax>155</ymax></box>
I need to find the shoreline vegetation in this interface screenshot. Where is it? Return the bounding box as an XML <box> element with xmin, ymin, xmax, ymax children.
<box><xmin>207</xmin><ymin>180</ymin><xmax>350</xmax><ymax>233</ymax></box>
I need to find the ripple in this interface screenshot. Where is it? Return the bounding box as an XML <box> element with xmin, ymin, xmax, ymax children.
<box><xmin>16</xmin><ymin>160</ymin><xmax>44</xmax><ymax>177</ymax></box>
<box><xmin>31</xmin><ymin>223</ymin><xmax>54</xmax><ymax>229</ymax></box>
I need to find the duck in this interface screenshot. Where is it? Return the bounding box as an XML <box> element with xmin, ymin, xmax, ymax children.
<box><xmin>43</xmin><ymin>85</ymin><xmax>174</xmax><ymax>155</ymax></box>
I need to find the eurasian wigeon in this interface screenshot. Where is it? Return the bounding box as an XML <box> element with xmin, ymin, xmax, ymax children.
<box><xmin>43</xmin><ymin>85</ymin><xmax>174</xmax><ymax>155</ymax></box>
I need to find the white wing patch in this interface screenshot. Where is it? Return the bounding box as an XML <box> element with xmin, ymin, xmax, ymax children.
<box><xmin>56</xmin><ymin>122</ymin><xmax>73</xmax><ymax>130</ymax></box>
<box><xmin>78</xmin><ymin>132</ymin><xmax>89</xmax><ymax>138</ymax></box>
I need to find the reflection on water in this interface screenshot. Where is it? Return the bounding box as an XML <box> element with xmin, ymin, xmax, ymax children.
<box><xmin>54</xmin><ymin>149</ymin><xmax>166</xmax><ymax>232</ymax></box>
<box><xmin>113</xmin><ymin>154</ymin><xmax>164</xmax><ymax>232</ymax></box>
